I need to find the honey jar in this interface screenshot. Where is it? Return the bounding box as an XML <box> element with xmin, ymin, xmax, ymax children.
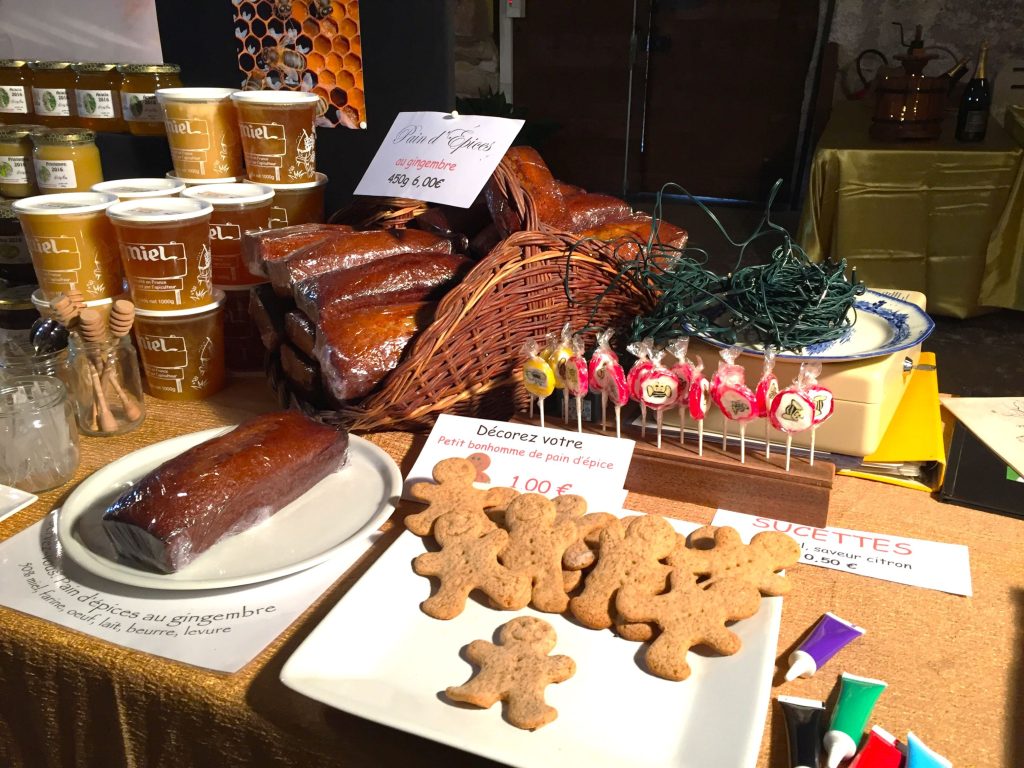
<box><xmin>71</xmin><ymin>62</ymin><xmax>126</xmax><ymax>133</ymax></box>
<box><xmin>0</xmin><ymin>60</ymin><xmax>34</xmax><ymax>123</ymax></box>
<box><xmin>28</xmin><ymin>61</ymin><xmax>76</xmax><ymax>128</ymax></box>
<box><xmin>0</xmin><ymin>124</ymin><xmax>43</xmax><ymax>197</ymax></box>
<box><xmin>117</xmin><ymin>63</ymin><xmax>182</xmax><ymax>136</ymax></box>
<box><xmin>0</xmin><ymin>201</ymin><xmax>35</xmax><ymax>285</ymax></box>
<box><xmin>0</xmin><ymin>283</ymin><xmax>38</xmax><ymax>349</ymax></box>
<box><xmin>31</xmin><ymin>128</ymin><xmax>103</xmax><ymax>193</ymax></box>
<box><xmin>181</xmin><ymin>182</ymin><xmax>273</xmax><ymax>285</ymax></box>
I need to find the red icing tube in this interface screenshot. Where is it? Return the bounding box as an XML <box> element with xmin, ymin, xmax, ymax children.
<box><xmin>848</xmin><ymin>726</ymin><xmax>902</xmax><ymax>768</ymax></box>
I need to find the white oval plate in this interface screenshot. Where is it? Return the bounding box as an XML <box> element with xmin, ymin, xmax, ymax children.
<box><xmin>700</xmin><ymin>289</ymin><xmax>934</xmax><ymax>362</ymax></box>
<box><xmin>57</xmin><ymin>427</ymin><xmax>402</xmax><ymax>591</ymax></box>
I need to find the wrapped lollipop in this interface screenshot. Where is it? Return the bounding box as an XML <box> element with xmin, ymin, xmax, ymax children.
<box><xmin>588</xmin><ymin>328</ymin><xmax>622</xmax><ymax>432</ymax></box>
<box><xmin>800</xmin><ymin>361</ymin><xmax>834</xmax><ymax>465</ymax></box>
<box><xmin>563</xmin><ymin>335</ymin><xmax>589</xmax><ymax>434</ymax></box>
<box><xmin>769</xmin><ymin>369</ymin><xmax>816</xmax><ymax>472</ymax></box>
<box><xmin>522</xmin><ymin>340</ymin><xmax>556</xmax><ymax>428</ymax></box>
<box><xmin>667</xmin><ymin>338</ymin><xmax>693</xmax><ymax>447</ymax></box>
<box><xmin>637</xmin><ymin>349</ymin><xmax>680</xmax><ymax>448</ymax></box>
<box><xmin>715</xmin><ymin>354</ymin><xmax>758</xmax><ymax>464</ymax></box>
<box><xmin>543</xmin><ymin>324</ymin><xmax>574</xmax><ymax>425</ymax></box>
<box><xmin>755</xmin><ymin>347</ymin><xmax>780</xmax><ymax>459</ymax></box>
<box><xmin>687</xmin><ymin>356</ymin><xmax>710</xmax><ymax>456</ymax></box>
<box><xmin>711</xmin><ymin>346</ymin><xmax>747</xmax><ymax>451</ymax></box>
<box><xmin>625</xmin><ymin>337</ymin><xmax>655</xmax><ymax>437</ymax></box>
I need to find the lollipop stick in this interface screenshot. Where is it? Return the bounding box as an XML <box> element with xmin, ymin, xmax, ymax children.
<box><xmin>765</xmin><ymin>419</ymin><xmax>771</xmax><ymax>460</ymax></box>
<box><xmin>576</xmin><ymin>396</ymin><xmax>582</xmax><ymax>434</ymax></box>
<box><xmin>601</xmin><ymin>392</ymin><xmax>607</xmax><ymax>432</ymax></box>
<box><xmin>740</xmin><ymin>422</ymin><xmax>747</xmax><ymax>464</ymax></box>
<box><xmin>562</xmin><ymin>389</ymin><xmax>569</xmax><ymax>425</ymax></box>
<box><xmin>810</xmin><ymin>427</ymin><xmax>816</xmax><ymax>466</ymax></box>
<box><xmin>785</xmin><ymin>434</ymin><xmax>793</xmax><ymax>472</ymax></box>
<box><xmin>539</xmin><ymin>398</ymin><xmax>546</xmax><ymax>429</ymax></box>
<box><xmin>656</xmin><ymin>409</ymin><xmax>663</xmax><ymax>449</ymax></box>
<box><xmin>678</xmin><ymin>407</ymin><xmax>686</xmax><ymax>447</ymax></box>
<box><xmin>640</xmin><ymin>403</ymin><xmax>647</xmax><ymax>438</ymax></box>
<box><xmin>529</xmin><ymin>395</ymin><xmax>534</xmax><ymax>419</ymax></box>
<box><xmin>722</xmin><ymin>419</ymin><xmax>728</xmax><ymax>450</ymax></box>
<box><xmin>698</xmin><ymin>419</ymin><xmax>704</xmax><ymax>456</ymax></box>
<box><xmin>614</xmin><ymin>405</ymin><xmax>622</xmax><ymax>439</ymax></box>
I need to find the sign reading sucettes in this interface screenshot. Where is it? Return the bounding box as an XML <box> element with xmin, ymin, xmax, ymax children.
<box><xmin>354</xmin><ymin>111</ymin><xmax>524</xmax><ymax>208</ymax></box>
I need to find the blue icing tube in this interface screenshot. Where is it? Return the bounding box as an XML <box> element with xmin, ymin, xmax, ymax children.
<box><xmin>906</xmin><ymin>731</ymin><xmax>952</xmax><ymax>768</ymax></box>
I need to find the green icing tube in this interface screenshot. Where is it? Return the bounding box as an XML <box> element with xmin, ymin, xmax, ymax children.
<box><xmin>823</xmin><ymin>672</ymin><xmax>887</xmax><ymax>768</ymax></box>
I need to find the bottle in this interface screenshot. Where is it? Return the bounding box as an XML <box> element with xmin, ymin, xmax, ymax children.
<box><xmin>941</xmin><ymin>57</ymin><xmax>970</xmax><ymax>93</ymax></box>
<box><xmin>955</xmin><ymin>42</ymin><xmax>991</xmax><ymax>142</ymax></box>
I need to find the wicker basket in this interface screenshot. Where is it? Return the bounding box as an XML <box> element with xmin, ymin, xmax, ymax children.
<box><xmin>301</xmin><ymin>230</ymin><xmax>652</xmax><ymax>432</ymax></box>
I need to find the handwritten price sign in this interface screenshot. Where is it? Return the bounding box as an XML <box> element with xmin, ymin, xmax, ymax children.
<box><xmin>354</xmin><ymin>111</ymin><xmax>524</xmax><ymax>207</ymax></box>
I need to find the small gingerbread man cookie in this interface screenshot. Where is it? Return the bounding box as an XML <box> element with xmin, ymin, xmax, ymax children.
<box><xmin>446</xmin><ymin>616</ymin><xmax>576</xmax><ymax>730</ymax></box>
<box><xmin>412</xmin><ymin>510</ymin><xmax>531</xmax><ymax>619</ymax></box>
<box><xmin>406</xmin><ymin>457</ymin><xmax>518</xmax><ymax>537</ymax></box>
<box><xmin>673</xmin><ymin>525</ymin><xmax>800</xmax><ymax>595</ymax></box>
<box><xmin>500</xmin><ymin>494</ymin><xmax>580</xmax><ymax>613</ymax></box>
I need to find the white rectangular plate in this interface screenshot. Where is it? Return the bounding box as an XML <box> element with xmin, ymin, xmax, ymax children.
<box><xmin>0</xmin><ymin>484</ymin><xmax>37</xmax><ymax>524</ymax></box>
<box><xmin>280</xmin><ymin>517</ymin><xmax>782</xmax><ymax>768</ymax></box>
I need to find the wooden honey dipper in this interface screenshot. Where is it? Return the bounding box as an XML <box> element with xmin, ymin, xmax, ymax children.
<box><xmin>74</xmin><ymin>308</ymin><xmax>118</xmax><ymax>433</ymax></box>
<box><xmin>50</xmin><ymin>294</ymin><xmax>81</xmax><ymax>328</ymax></box>
<box><xmin>108</xmin><ymin>299</ymin><xmax>135</xmax><ymax>338</ymax></box>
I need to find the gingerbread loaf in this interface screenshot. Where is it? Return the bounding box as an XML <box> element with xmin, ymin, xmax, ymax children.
<box><xmin>102</xmin><ymin>411</ymin><xmax>349</xmax><ymax>573</ymax></box>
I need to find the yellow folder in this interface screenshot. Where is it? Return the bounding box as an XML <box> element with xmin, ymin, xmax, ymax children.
<box><xmin>838</xmin><ymin>352</ymin><xmax>947</xmax><ymax>492</ymax></box>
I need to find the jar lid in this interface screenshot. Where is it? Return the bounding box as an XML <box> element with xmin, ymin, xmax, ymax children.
<box><xmin>0</xmin><ymin>201</ymin><xmax>17</xmax><ymax>220</ymax></box>
<box><xmin>117</xmin><ymin>63</ymin><xmax>181</xmax><ymax>75</ymax></box>
<box><xmin>71</xmin><ymin>62</ymin><xmax>120</xmax><ymax>73</ymax></box>
<box><xmin>107</xmin><ymin>196</ymin><xmax>213</xmax><ymax>223</ymax></box>
<box><xmin>31</xmin><ymin>128</ymin><xmax>96</xmax><ymax>146</ymax></box>
<box><xmin>93</xmin><ymin>178</ymin><xmax>187</xmax><ymax>198</ymax></box>
<box><xmin>0</xmin><ymin>123</ymin><xmax>44</xmax><ymax>141</ymax></box>
<box><xmin>165</xmin><ymin>171</ymin><xmax>242</xmax><ymax>185</ymax></box>
<box><xmin>0</xmin><ymin>59</ymin><xmax>31</xmax><ymax>68</ymax></box>
<box><xmin>156</xmin><ymin>87</ymin><xmax>237</xmax><ymax>103</ymax></box>
<box><xmin>230</xmin><ymin>90</ymin><xmax>320</xmax><ymax>106</ymax></box>
<box><xmin>13</xmin><ymin>191</ymin><xmax>117</xmax><ymax>216</ymax></box>
<box><xmin>0</xmin><ymin>282</ymin><xmax>36</xmax><ymax>310</ymax></box>
<box><xmin>182</xmin><ymin>182</ymin><xmax>275</xmax><ymax>206</ymax></box>
<box><xmin>251</xmin><ymin>171</ymin><xmax>328</xmax><ymax>190</ymax></box>
<box><xmin>28</xmin><ymin>61</ymin><xmax>74</xmax><ymax>71</ymax></box>
<box><xmin>134</xmin><ymin>288</ymin><xmax>225</xmax><ymax>317</ymax></box>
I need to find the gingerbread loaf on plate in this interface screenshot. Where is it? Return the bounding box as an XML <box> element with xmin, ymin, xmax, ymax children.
<box><xmin>102</xmin><ymin>411</ymin><xmax>349</xmax><ymax>573</ymax></box>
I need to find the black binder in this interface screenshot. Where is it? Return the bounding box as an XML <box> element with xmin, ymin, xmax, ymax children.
<box><xmin>940</xmin><ymin>422</ymin><xmax>1024</xmax><ymax>519</ymax></box>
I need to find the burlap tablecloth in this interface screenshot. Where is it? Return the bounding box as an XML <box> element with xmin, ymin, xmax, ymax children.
<box><xmin>798</xmin><ymin>100</ymin><xmax>1024</xmax><ymax>318</ymax></box>
<box><xmin>1</xmin><ymin>381</ymin><xmax>1021</xmax><ymax>768</ymax></box>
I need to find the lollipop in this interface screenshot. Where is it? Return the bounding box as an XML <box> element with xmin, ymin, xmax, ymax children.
<box><xmin>626</xmin><ymin>337</ymin><xmax>655</xmax><ymax>437</ymax></box>
<box><xmin>522</xmin><ymin>340</ymin><xmax>556</xmax><ymax>428</ymax></box>
<box><xmin>543</xmin><ymin>324</ymin><xmax>574</xmax><ymax>425</ymax></box>
<box><xmin>715</xmin><ymin>351</ymin><xmax>757</xmax><ymax>464</ymax></box>
<box><xmin>687</xmin><ymin>357</ymin><xmax>710</xmax><ymax>456</ymax></box>
<box><xmin>637</xmin><ymin>350</ymin><xmax>680</xmax><ymax>448</ymax></box>
<box><xmin>769</xmin><ymin>371</ymin><xmax>816</xmax><ymax>472</ymax></box>
<box><xmin>711</xmin><ymin>346</ymin><xmax>747</xmax><ymax>452</ymax></box>
<box><xmin>801</xmin><ymin>361</ymin><xmax>834</xmax><ymax>466</ymax></box>
<box><xmin>601</xmin><ymin>346</ymin><xmax>629</xmax><ymax>439</ymax></box>
<box><xmin>755</xmin><ymin>347</ymin><xmax>780</xmax><ymax>459</ymax></box>
<box><xmin>588</xmin><ymin>328</ymin><xmax>621</xmax><ymax>432</ymax></box>
<box><xmin>667</xmin><ymin>338</ymin><xmax>694</xmax><ymax>447</ymax></box>
<box><xmin>564</xmin><ymin>336</ymin><xmax>589</xmax><ymax>434</ymax></box>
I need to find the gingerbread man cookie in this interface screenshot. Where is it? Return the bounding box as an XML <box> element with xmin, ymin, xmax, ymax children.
<box><xmin>446</xmin><ymin>616</ymin><xmax>576</xmax><ymax>730</ymax></box>
<box><xmin>673</xmin><ymin>525</ymin><xmax>800</xmax><ymax>595</ymax></box>
<box><xmin>466</xmin><ymin>452</ymin><xmax>491</xmax><ymax>483</ymax></box>
<box><xmin>616</xmin><ymin>570</ymin><xmax>762</xmax><ymax>681</ymax></box>
<box><xmin>569</xmin><ymin>513</ymin><xmax>674</xmax><ymax>632</ymax></box>
<box><xmin>406</xmin><ymin>457</ymin><xmax>518</xmax><ymax>537</ymax></box>
<box><xmin>412</xmin><ymin>510</ymin><xmax>531</xmax><ymax>619</ymax></box>
<box><xmin>500</xmin><ymin>494</ymin><xmax>581</xmax><ymax>613</ymax></box>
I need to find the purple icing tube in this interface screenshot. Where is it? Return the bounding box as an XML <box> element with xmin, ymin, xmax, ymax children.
<box><xmin>785</xmin><ymin>612</ymin><xmax>865</xmax><ymax>681</ymax></box>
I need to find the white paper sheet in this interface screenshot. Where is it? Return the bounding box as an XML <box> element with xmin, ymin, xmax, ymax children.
<box><xmin>711</xmin><ymin>510</ymin><xmax>972</xmax><ymax>597</ymax></box>
<box><xmin>941</xmin><ymin>396</ymin><xmax>1024</xmax><ymax>477</ymax></box>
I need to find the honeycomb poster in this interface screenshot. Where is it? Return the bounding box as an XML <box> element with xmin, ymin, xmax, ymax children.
<box><xmin>233</xmin><ymin>0</ymin><xmax>366</xmax><ymax>129</ymax></box>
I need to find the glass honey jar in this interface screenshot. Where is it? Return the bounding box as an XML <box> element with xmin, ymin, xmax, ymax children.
<box><xmin>117</xmin><ymin>63</ymin><xmax>182</xmax><ymax>136</ymax></box>
<box><xmin>0</xmin><ymin>123</ymin><xmax>43</xmax><ymax>197</ymax></box>
<box><xmin>71</xmin><ymin>62</ymin><xmax>126</xmax><ymax>133</ymax></box>
<box><xmin>31</xmin><ymin>128</ymin><xmax>103</xmax><ymax>193</ymax></box>
<box><xmin>28</xmin><ymin>61</ymin><xmax>76</xmax><ymax>128</ymax></box>
<box><xmin>0</xmin><ymin>60</ymin><xmax>34</xmax><ymax>124</ymax></box>
<box><xmin>0</xmin><ymin>201</ymin><xmax>35</xmax><ymax>285</ymax></box>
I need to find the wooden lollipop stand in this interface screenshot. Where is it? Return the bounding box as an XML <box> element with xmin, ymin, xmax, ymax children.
<box><xmin>513</xmin><ymin>411</ymin><xmax>834</xmax><ymax>528</ymax></box>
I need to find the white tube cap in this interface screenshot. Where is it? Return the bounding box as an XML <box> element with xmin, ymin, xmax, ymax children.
<box><xmin>785</xmin><ymin>650</ymin><xmax>818</xmax><ymax>681</ymax></box>
<box><xmin>824</xmin><ymin>730</ymin><xmax>857</xmax><ymax>768</ymax></box>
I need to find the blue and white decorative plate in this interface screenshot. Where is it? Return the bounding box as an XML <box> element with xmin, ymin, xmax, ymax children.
<box><xmin>700</xmin><ymin>290</ymin><xmax>935</xmax><ymax>363</ymax></box>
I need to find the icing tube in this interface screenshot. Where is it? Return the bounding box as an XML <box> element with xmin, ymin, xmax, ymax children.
<box><xmin>823</xmin><ymin>673</ymin><xmax>887</xmax><ymax>768</ymax></box>
<box><xmin>849</xmin><ymin>726</ymin><xmax>902</xmax><ymax>768</ymax></box>
<box><xmin>777</xmin><ymin>696</ymin><xmax>825</xmax><ymax>768</ymax></box>
<box><xmin>785</xmin><ymin>612</ymin><xmax>866</xmax><ymax>681</ymax></box>
<box><xmin>906</xmin><ymin>731</ymin><xmax>952</xmax><ymax>768</ymax></box>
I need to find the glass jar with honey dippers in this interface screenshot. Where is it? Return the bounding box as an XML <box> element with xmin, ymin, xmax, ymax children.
<box><xmin>71</xmin><ymin>62</ymin><xmax>126</xmax><ymax>132</ymax></box>
<box><xmin>27</xmin><ymin>61</ymin><xmax>76</xmax><ymax>128</ymax></box>
<box><xmin>0</xmin><ymin>123</ymin><xmax>43</xmax><ymax>197</ymax></box>
<box><xmin>31</xmin><ymin>128</ymin><xmax>103</xmax><ymax>193</ymax></box>
<box><xmin>117</xmin><ymin>63</ymin><xmax>182</xmax><ymax>136</ymax></box>
<box><xmin>0</xmin><ymin>60</ymin><xmax>35</xmax><ymax>124</ymax></box>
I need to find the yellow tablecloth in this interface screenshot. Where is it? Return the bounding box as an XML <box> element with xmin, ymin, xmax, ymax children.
<box><xmin>1</xmin><ymin>381</ymin><xmax>1022</xmax><ymax>768</ymax></box>
<box><xmin>798</xmin><ymin>101</ymin><xmax>1024</xmax><ymax>317</ymax></box>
